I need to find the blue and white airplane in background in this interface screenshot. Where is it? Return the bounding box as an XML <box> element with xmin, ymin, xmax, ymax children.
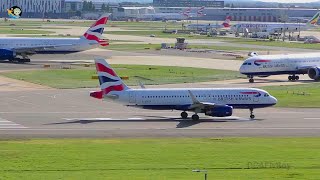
<box><xmin>90</xmin><ymin>58</ymin><xmax>277</xmax><ymax>120</ymax></box>
<box><xmin>240</xmin><ymin>53</ymin><xmax>320</xmax><ymax>83</ymax></box>
<box><xmin>0</xmin><ymin>14</ymin><xmax>109</xmax><ymax>63</ymax></box>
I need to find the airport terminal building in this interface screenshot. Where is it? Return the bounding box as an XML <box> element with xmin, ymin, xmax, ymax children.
<box><xmin>155</xmin><ymin>7</ymin><xmax>318</xmax><ymax>22</ymax></box>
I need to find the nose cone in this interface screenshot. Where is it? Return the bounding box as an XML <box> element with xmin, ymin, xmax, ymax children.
<box><xmin>270</xmin><ymin>96</ymin><xmax>278</xmax><ymax>105</ymax></box>
<box><xmin>239</xmin><ymin>64</ymin><xmax>246</xmax><ymax>74</ymax></box>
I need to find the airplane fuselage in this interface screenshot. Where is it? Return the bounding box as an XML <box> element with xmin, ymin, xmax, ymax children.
<box><xmin>240</xmin><ymin>53</ymin><xmax>320</xmax><ymax>76</ymax></box>
<box><xmin>0</xmin><ymin>37</ymin><xmax>98</xmax><ymax>54</ymax></box>
<box><xmin>108</xmin><ymin>88</ymin><xmax>277</xmax><ymax>110</ymax></box>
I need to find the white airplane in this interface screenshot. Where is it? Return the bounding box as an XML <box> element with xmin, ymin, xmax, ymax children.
<box><xmin>186</xmin><ymin>16</ymin><xmax>232</xmax><ymax>31</ymax></box>
<box><xmin>140</xmin><ymin>8</ymin><xmax>191</xmax><ymax>21</ymax></box>
<box><xmin>140</xmin><ymin>7</ymin><xmax>205</xmax><ymax>21</ymax></box>
<box><xmin>90</xmin><ymin>58</ymin><xmax>277</xmax><ymax>120</ymax></box>
<box><xmin>232</xmin><ymin>12</ymin><xmax>320</xmax><ymax>34</ymax></box>
<box><xmin>240</xmin><ymin>53</ymin><xmax>320</xmax><ymax>83</ymax></box>
<box><xmin>0</xmin><ymin>14</ymin><xmax>110</xmax><ymax>63</ymax></box>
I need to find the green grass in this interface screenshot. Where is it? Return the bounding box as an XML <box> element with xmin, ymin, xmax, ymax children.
<box><xmin>264</xmin><ymin>83</ymin><xmax>320</xmax><ymax>107</ymax></box>
<box><xmin>1</xmin><ymin>65</ymin><xmax>243</xmax><ymax>89</ymax></box>
<box><xmin>229</xmin><ymin>39</ymin><xmax>320</xmax><ymax>49</ymax></box>
<box><xmin>0</xmin><ymin>28</ymin><xmax>54</xmax><ymax>34</ymax></box>
<box><xmin>0</xmin><ymin>138</ymin><xmax>319</xmax><ymax>179</ymax></box>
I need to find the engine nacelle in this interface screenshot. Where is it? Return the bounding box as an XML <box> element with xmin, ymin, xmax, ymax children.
<box><xmin>248</xmin><ymin>52</ymin><xmax>258</xmax><ymax>57</ymax></box>
<box><xmin>308</xmin><ymin>67</ymin><xmax>320</xmax><ymax>81</ymax></box>
<box><xmin>0</xmin><ymin>49</ymin><xmax>16</xmax><ymax>60</ymax></box>
<box><xmin>205</xmin><ymin>105</ymin><xmax>233</xmax><ymax>117</ymax></box>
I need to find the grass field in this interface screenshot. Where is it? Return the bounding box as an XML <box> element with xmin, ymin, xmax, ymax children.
<box><xmin>0</xmin><ymin>138</ymin><xmax>319</xmax><ymax>179</ymax></box>
<box><xmin>0</xmin><ymin>28</ymin><xmax>54</xmax><ymax>34</ymax></box>
<box><xmin>1</xmin><ymin>65</ymin><xmax>242</xmax><ymax>89</ymax></box>
<box><xmin>264</xmin><ymin>83</ymin><xmax>320</xmax><ymax>107</ymax></box>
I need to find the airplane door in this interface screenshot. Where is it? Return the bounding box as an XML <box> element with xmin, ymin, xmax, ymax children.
<box><xmin>129</xmin><ymin>92</ymin><xmax>136</xmax><ymax>104</ymax></box>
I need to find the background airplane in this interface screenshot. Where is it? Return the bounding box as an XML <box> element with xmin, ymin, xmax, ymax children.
<box><xmin>90</xmin><ymin>58</ymin><xmax>277</xmax><ymax>120</ymax></box>
<box><xmin>0</xmin><ymin>14</ymin><xmax>109</xmax><ymax>63</ymax></box>
<box><xmin>186</xmin><ymin>16</ymin><xmax>232</xmax><ymax>31</ymax></box>
<box><xmin>140</xmin><ymin>7</ymin><xmax>205</xmax><ymax>21</ymax></box>
<box><xmin>232</xmin><ymin>12</ymin><xmax>320</xmax><ymax>34</ymax></box>
<box><xmin>240</xmin><ymin>53</ymin><xmax>320</xmax><ymax>83</ymax></box>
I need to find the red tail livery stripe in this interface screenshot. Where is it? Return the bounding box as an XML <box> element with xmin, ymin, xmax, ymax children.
<box><xmin>96</xmin><ymin>63</ymin><xmax>117</xmax><ymax>76</ymax></box>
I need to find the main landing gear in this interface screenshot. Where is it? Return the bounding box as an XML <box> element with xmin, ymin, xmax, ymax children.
<box><xmin>288</xmin><ymin>75</ymin><xmax>299</xmax><ymax>81</ymax></box>
<box><xmin>181</xmin><ymin>111</ymin><xmax>188</xmax><ymax>119</ymax></box>
<box><xmin>180</xmin><ymin>111</ymin><xmax>200</xmax><ymax>121</ymax></box>
<box><xmin>250</xmin><ymin>108</ymin><xmax>255</xmax><ymax>119</ymax></box>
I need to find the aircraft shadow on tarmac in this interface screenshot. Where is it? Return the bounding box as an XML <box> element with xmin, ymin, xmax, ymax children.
<box><xmin>45</xmin><ymin>116</ymin><xmax>256</xmax><ymax>129</ymax></box>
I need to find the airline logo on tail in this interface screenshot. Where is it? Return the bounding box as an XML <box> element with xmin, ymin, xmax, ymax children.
<box><xmin>308</xmin><ymin>12</ymin><xmax>320</xmax><ymax>25</ymax></box>
<box><xmin>92</xmin><ymin>59</ymin><xmax>128</xmax><ymax>99</ymax></box>
<box><xmin>197</xmin><ymin>6</ymin><xmax>205</xmax><ymax>17</ymax></box>
<box><xmin>83</xmin><ymin>14</ymin><xmax>109</xmax><ymax>46</ymax></box>
<box><xmin>222</xmin><ymin>16</ymin><xmax>232</xmax><ymax>28</ymax></box>
<box><xmin>181</xmin><ymin>7</ymin><xmax>191</xmax><ymax>17</ymax></box>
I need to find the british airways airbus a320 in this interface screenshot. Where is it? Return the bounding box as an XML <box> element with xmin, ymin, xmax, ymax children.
<box><xmin>0</xmin><ymin>14</ymin><xmax>109</xmax><ymax>63</ymax></box>
<box><xmin>240</xmin><ymin>53</ymin><xmax>320</xmax><ymax>83</ymax></box>
<box><xmin>90</xmin><ymin>58</ymin><xmax>277</xmax><ymax>120</ymax></box>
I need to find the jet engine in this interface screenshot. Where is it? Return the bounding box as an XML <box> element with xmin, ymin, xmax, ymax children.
<box><xmin>0</xmin><ymin>49</ymin><xmax>16</xmax><ymax>60</ymax></box>
<box><xmin>308</xmin><ymin>67</ymin><xmax>320</xmax><ymax>81</ymax></box>
<box><xmin>205</xmin><ymin>105</ymin><xmax>233</xmax><ymax>117</ymax></box>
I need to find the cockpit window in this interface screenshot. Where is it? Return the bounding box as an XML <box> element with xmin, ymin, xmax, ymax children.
<box><xmin>264</xmin><ymin>93</ymin><xmax>270</xmax><ymax>97</ymax></box>
<box><xmin>242</xmin><ymin>62</ymin><xmax>252</xmax><ymax>65</ymax></box>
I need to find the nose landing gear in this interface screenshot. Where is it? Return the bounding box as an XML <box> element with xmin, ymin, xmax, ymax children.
<box><xmin>250</xmin><ymin>108</ymin><xmax>255</xmax><ymax>119</ymax></box>
<box><xmin>248</xmin><ymin>75</ymin><xmax>254</xmax><ymax>83</ymax></box>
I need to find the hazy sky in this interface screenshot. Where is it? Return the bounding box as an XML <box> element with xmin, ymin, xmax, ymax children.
<box><xmin>260</xmin><ymin>0</ymin><xmax>318</xmax><ymax>2</ymax></box>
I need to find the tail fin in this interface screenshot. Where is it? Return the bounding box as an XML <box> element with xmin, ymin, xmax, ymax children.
<box><xmin>82</xmin><ymin>14</ymin><xmax>110</xmax><ymax>47</ymax></box>
<box><xmin>197</xmin><ymin>6</ymin><xmax>205</xmax><ymax>17</ymax></box>
<box><xmin>90</xmin><ymin>58</ymin><xmax>129</xmax><ymax>99</ymax></box>
<box><xmin>181</xmin><ymin>7</ymin><xmax>191</xmax><ymax>17</ymax></box>
<box><xmin>307</xmin><ymin>12</ymin><xmax>320</xmax><ymax>26</ymax></box>
<box><xmin>222</xmin><ymin>16</ymin><xmax>232</xmax><ymax>28</ymax></box>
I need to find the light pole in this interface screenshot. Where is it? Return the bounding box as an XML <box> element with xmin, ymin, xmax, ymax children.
<box><xmin>192</xmin><ymin>169</ymin><xmax>208</xmax><ymax>180</ymax></box>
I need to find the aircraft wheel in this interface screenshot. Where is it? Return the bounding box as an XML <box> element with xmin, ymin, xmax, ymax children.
<box><xmin>181</xmin><ymin>112</ymin><xmax>188</xmax><ymax>119</ymax></box>
<box><xmin>250</xmin><ymin>108</ymin><xmax>255</xmax><ymax>119</ymax></box>
<box><xmin>191</xmin><ymin>114</ymin><xmax>199</xmax><ymax>121</ymax></box>
<box><xmin>295</xmin><ymin>76</ymin><xmax>299</xmax><ymax>80</ymax></box>
<box><xmin>288</xmin><ymin>76</ymin><xmax>293</xmax><ymax>81</ymax></box>
<box><xmin>249</xmin><ymin>78</ymin><xmax>254</xmax><ymax>83</ymax></box>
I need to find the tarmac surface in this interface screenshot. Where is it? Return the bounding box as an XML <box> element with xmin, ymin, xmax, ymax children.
<box><xmin>0</xmin><ymin>85</ymin><xmax>319</xmax><ymax>138</ymax></box>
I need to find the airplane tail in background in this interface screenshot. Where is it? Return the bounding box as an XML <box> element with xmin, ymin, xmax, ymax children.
<box><xmin>90</xmin><ymin>58</ymin><xmax>129</xmax><ymax>99</ymax></box>
<box><xmin>222</xmin><ymin>16</ymin><xmax>232</xmax><ymax>28</ymax></box>
<box><xmin>307</xmin><ymin>12</ymin><xmax>320</xmax><ymax>26</ymax></box>
<box><xmin>82</xmin><ymin>14</ymin><xmax>110</xmax><ymax>47</ymax></box>
<box><xmin>197</xmin><ymin>6</ymin><xmax>206</xmax><ymax>17</ymax></box>
<box><xmin>181</xmin><ymin>7</ymin><xmax>191</xmax><ymax>17</ymax></box>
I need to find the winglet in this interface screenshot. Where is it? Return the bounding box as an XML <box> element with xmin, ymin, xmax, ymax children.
<box><xmin>188</xmin><ymin>90</ymin><xmax>200</xmax><ymax>104</ymax></box>
<box><xmin>138</xmin><ymin>81</ymin><xmax>146</xmax><ymax>89</ymax></box>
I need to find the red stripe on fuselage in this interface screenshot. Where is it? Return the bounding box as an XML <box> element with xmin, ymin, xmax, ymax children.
<box><xmin>240</xmin><ymin>92</ymin><xmax>259</xmax><ymax>94</ymax></box>
<box><xmin>255</xmin><ymin>60</ymin><xmax>271</xmax><ymax>63</ymax></box>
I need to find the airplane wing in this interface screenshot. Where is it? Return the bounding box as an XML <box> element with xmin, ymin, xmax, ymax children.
<box><xmin>297</xmin><ymin>65</ymin><xmax>317</xmax><ymax>70</ymax></box>
<box><xmin>187</xmin><ymin>90</ymin><xmax>216</xmax><ymax>110</ymax></box>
